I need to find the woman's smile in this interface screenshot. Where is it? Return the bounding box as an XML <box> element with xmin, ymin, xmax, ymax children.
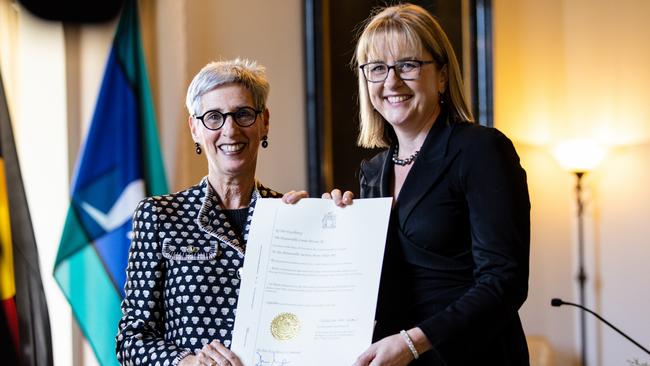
<box><xmin>190</xmin><ymin>83</ymin><xmax>269</xmax><ymax>179</ymax></box>
<box><xmin>367</xmin><ymin>48</ymin><xmax>443</xmax><ymax>132</ymax></box>
<box><xmin>218</xmin><ymin>142</ymin><xmax>246</xmax><ymax>154</ymax></box>
<box><xmin>384</xmin><ymin>94</ymin><xmax>412</xmax><ymax>104</ymax></box>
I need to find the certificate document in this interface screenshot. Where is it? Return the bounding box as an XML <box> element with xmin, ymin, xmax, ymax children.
<box><xmin>231</xmin><ymin>198</ymin><xmax>392</xmax><ymax>366</ymax></box>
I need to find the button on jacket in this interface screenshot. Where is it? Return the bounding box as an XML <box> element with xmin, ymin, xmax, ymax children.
<box><xmin>116</xmin><ymin>177</ymin><xmax>281</xmax><ymax>366</ymax></box>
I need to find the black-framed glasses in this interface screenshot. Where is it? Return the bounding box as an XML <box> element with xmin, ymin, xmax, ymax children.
<box><xmin>194</xmin><ymin>106</ymin><xmax>262</xmax><ymax>130</ymax></box>
<box><xmin>359</xmin><ymin>60</ymin><xmax>435</xmax><ymax>83</ymax></box>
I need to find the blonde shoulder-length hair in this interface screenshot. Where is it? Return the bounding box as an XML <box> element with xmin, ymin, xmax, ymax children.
<box><xmin>355</xmin><ymin>3</ymin><xmax>474</xmax><ymax>148</ymax></box>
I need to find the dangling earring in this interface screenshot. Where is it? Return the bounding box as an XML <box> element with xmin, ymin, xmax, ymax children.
<box><xmin>195</xmin><ymin>142</ymin><xmax>202</xmax><ymax>155</ymax></box>
<box><xmin>261</xmin><ymin>135</ymin><xmax>269</xmax><ymax>148</ymax></box>
<box><xmin>439</xmin><ymin>91</ymin><xmax>445</xmax><ymax>105</ymax></box>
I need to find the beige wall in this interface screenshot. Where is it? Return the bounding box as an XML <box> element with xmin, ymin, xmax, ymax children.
<box><xmin>155</xmin><ymin>0</ymin><xmax>307</xmax><ymax>193</ymax></box>
<box><xmin>494</xmin><ymin>0</ymin><xmax>650</xmax><ymax>365</ymax></box>
<box><xmin>7</xmin><ymin>0</ymin><xmax>650</xmax><ymax>365</ymax></box>
<box><xmin>2</xmin><ymin>1</ymin><xmax>306</xmax><ymax>365</ymax></box>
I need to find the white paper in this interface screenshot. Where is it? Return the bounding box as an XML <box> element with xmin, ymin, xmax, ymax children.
<box><xmin>231</xmin><ymin>198</ymin><xmax>392</xmax><ymax>366</ymax></box>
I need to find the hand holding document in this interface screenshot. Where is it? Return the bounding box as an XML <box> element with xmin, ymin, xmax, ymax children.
<box><xmin>231</xmin><ymin>198</ymin><xmax>392</xmax><ymax>366</ymax></box>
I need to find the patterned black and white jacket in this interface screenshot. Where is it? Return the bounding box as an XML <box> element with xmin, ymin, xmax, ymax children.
<box><xmin>116</xmin><ymin>177</ymin><xmax>281</xmax><ymax>366</ymax></box>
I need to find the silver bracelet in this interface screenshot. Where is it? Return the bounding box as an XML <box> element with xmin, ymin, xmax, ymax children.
<box><xmin>399</xmin><ymin>329</ymin><xmax>419</xmax><ymax>360</ymax></box>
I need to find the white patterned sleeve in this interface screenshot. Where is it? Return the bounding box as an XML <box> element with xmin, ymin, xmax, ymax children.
<box><xmin>116</xmin><ymin>198</ymin><xmax>191</xmax><ymax>366</ymax></box>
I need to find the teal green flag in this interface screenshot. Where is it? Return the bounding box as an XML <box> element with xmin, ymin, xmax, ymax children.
<box><xmin>53</xmin><ymin>1</ymin><xmax>168</xmax><ymax>365</ymax></box>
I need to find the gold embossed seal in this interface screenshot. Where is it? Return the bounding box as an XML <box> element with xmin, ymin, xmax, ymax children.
<box><xmin>270</xmin><ymin>312</ymin><xmax>300</xmax><ymax>341</ymax></box>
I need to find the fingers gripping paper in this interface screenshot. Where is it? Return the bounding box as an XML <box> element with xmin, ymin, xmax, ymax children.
<box><xmin>232</xmin><ymin>198</ymin><xmax>392</xmax><ymax>366</ymax></box>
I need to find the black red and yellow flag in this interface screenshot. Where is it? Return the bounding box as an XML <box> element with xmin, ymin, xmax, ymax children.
<box><xmin>0</xmin><ymin>70</ymin><xmax>53</xmax><ymax>364</ymax></box>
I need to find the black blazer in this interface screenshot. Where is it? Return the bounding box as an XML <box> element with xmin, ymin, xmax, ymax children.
<box><xmin>360</xmin><ymin>114</ymin><xmax>531</xmax><ymax>365</ymax></box>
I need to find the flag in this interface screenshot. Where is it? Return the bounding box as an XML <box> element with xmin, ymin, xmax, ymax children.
<box><xmin>53</xmin><ymin>1</ymin><xmax>168</xmax><ymax>365</ymax></box>
<box><xmin>0</xmin><ymin>71</ymin><xmax>53</xmax><ymax>365</ymax></box>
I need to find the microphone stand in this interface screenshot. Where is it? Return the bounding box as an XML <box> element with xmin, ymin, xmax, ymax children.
<box><xmin>551</xmin><ymin>298</ymin><xmax>650</xmax><ymax>358</ymax></box>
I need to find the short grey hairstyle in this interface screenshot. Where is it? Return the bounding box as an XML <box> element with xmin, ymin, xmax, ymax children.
<box><xmin>185</xmin><ymin>58</ymin><xmax>270</xmax><ymax>116</ymax></box>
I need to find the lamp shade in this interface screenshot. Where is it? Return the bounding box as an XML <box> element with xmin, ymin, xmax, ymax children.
<box><xmin>553</xmin><ymin>139</ymin><xmax>606</xmax><ymax>173</ymax></box>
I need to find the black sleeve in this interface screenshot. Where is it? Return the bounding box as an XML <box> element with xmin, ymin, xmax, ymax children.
<box><xmin>115</xmin><ymin>198</ymin><xmax>191</xmax><ymax>365</ymax></box>
<box><xmin>418</xmin><ymin>128</ymin><xmax>531</xmax><ymax>350</ymax></box>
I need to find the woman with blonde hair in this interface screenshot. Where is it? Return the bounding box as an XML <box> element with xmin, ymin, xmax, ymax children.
<box><xmin>330</xmin><ymin>3</ymin><xmax>531</xmax><ymax>365</ymax></box>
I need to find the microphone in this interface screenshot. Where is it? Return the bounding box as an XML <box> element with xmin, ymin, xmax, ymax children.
<box><xmin>551</xmin><ymin>298</ymin><xmax>650</xmax><ymax>356</ymax></box>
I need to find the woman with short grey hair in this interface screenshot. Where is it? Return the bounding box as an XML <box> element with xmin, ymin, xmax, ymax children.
<box><xmin>116</xmin><ymin>59</ymin><xmax>306</xmax><ymax>366</ymax></box>
<box><xmin>185</xmin><ymin>59</ymin><xmax>270</xmax><ymax>118</ymax></box>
